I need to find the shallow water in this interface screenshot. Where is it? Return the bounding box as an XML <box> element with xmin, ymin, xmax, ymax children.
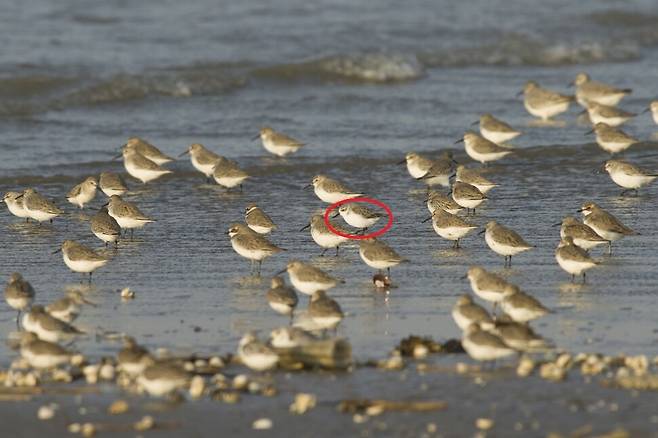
<box><xmin>2</xmin><ymin>0</ymin><xmax>658</xmax><ymax>435</ymax></box>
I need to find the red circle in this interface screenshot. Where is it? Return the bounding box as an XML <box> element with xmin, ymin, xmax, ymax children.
<box><xmin>323</xmin><ymin>197</ymin><xmax>394</xmax><ymax>240</ymax></box>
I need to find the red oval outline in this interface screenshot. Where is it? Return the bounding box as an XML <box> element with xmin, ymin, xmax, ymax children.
<box><xmin>323</xmin><ymin>197</ymin><xmax>394</xmax><ymax>240</ymax></box>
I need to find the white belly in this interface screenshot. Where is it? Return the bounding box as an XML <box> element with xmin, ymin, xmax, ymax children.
<box><xmin>93</xmin><ymin>230</ymin><xmax>119</xmax><ymax>243</ymax></box>
<box><xmin>25</xmin><ymin>206</ymin><xmax>58</xmax><ymax>222</ymax></box>
<box><xmin>231</xmin><ymin>240</ymin><xmax>270</xmax><ymax>261</ymax></box>
<box><xmin>452</xmin><ymin>195</ymin><xmax>485</xmax><ymax>210</ymax></box>
<box><xmin>609</xmin><ymin>171</ymin><xmax>655</xmax><ymax>189</ymax></box>
<box><xmin>452</xmin><ymin>309</ymin><xmax>473</xmax><ymax>331</ymax></box>
<box><xmin>579</xmin><ymin>92</ymin><xmax>625</xmax><ymax>107</ymax></box>
<box><xmin>191</xmin><ymin>156</ymin><xmax>218</xmax><ymax>177</ymax></box>
<box><xmin>589</xmin><ymin>113</ymin><xmax>629</xmax><ymax>127</ymax></box>
<box><xmin>248</xmin><ymin>224</ymin><xmax>273</xmax><ymax>234</ymax></box>
<box><xmin>556</xmin><ymin>253</ymin><xmax>596</xmax><ymax>275</ymax></box>
<box><xmin>525</xmin><ymin>100</ymin><xmax>569</xmax><ymax>120</ymax></box>
<box><xmin>465</xmin><ymin>145</ymin><xmax>510</xmax><ymax>164</ymax></box>
<box><xmin>462</xmin><ymin>338</ymin><xmax>514</xmax><ymax>361</ymax></box>
<box><xmin>585</xmin><ymin>223</ymin><xmax>623</xmax><ymax>242</ymax></box>
<box><xmin>359</xmin><ymin>248</ymin><xmax>399</xmax><ymax>269</ymax></box>
<box><xmin>407</xmin><ymin>162</ymin><xmax>429</xmax><ymax>179</ymax></box>
<box><xmin>500</xmin><ymin>302</ymin><xmax>541</xmax><ymax>323</ymax></box>
<box><xmin>290</xmin><ymin>276</ymin><xmax>334</xmax><ymax>296</ymax></box>
<box><xmin>6</xmin><ymin>296</ymin><xmax>30</xmax><ymax>310</ymax></box>
<box><xmin>101</xmin><ymin>187</ymin><xmax>127</xmax><ymax>197</ymax></box>
<box><xmin>341</xmin><ymin>210</ymin><xmax>379</xmax><ymax>228</ymax></box>
<box><xmin>268</xmin><ymin>302</ymin><xmax>293</xmax><ymax>315</ymax></box>
<box><xmin>314</xmin><ymin>187</ymin><xmax>359</xmax><ymax>204</ymax></box>
<box><xmin>6</xmin><ymin>200</ymin><xmax>30</xmax><ymax>218</ymax></box>
<box><xmin>481</xmin><ymin>128</ymin><xmax>519</xmax><ymax>144</ymax></box>
<box><xmin>63</xmin><ymin>254</ymin><xmax>107</xmax><ymax>273</ymax></box>
<box><xmin>310</xmin><ymin>315</ymin><xmax>342</xmax><ymax>330</ymax></box>
<box><xmin>138</xmin><ymin>376</ymin><xmax>186</xmax><ymax>397</ymax></box>
<box><xmin>22</xmin><ymin>349</ymin><xmax>69</xmax><ymax>369</ymax></box>
<box><xmin>213</xmin><ymin>174</ymin><xmax>248</xmax><ymax>188</ymax></box>
<box><xmin>263</xmin><ymin>138</ymin><xmax>299</xmax><ymax>157</ymax></box>
<box><xmin>485</xmin><ymin>232</ymin><xmax>529</xmax><ymax>257</ymax></box>
<box><xmin>125</xmin><ymin>162</ymin><xmax>170</xmax><ymax>183</ymax></box>
<box><xmin>572</xmin><ymin>237</ymin><xmax>606</xmax><ymax>250</ymax></box>
<box><xmin>597</xmin><ymin>139</ymin><xmax>633</xmax><ymax>154</ymax></box>
<box><xmin>433</xmin><ymin>223</ymin><xmax>473</xmax><ymax>241</ymax></box>
<box><xmin>110</xmin><ymin>214</ymin><xmax>150</xmax><ymax>229</ymax></box>
<box><xmin>311</xmin><ymin>229</ymin><xmax>348</xmax><ymax>249</ymax></box>
<box><xmin>422</xmin><ymin>174</ymin><xmax>450</xmax><ymax>187</ymax></box>
<box><xmin>68</xmin><ymin>190</ymin><xmax>96</xmax><ymax>208</ymax></box>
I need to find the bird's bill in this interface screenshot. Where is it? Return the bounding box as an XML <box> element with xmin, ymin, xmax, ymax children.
<box><xmin>470</xmin><ymin>120</ymin><xmax>479</xmax><ymax>126</ymax></box>
<box><xmin>101</xmin><ymin>201</ymin><xmax>109</xmax><ymax>207</ymax></box>
<box><xmin>515</xmin><ymin>90</ymin><xmax>524</xmax><ymax>97</ymax></box>
<box><xmin>421</xmin><ymin>216</ymin><xmax>432</xmax><ymax>223</ymax></box>
<box><xmin>551</xmin><ymin>222</ymin><xmax>562</xmax><ymax>227</ymax></box>
<box><xmin>302</xmin><ymin>184</ymin><xmax>312</xmax><ymax>190</ymax></box>
<box><xmin>299</xmin><ymin>223</ymin><xmax>310</xmax><ymax>232</ymax></box>
<box><xmin>459</xmin><ymin>274</ymin><xmax>467</xmax><ymax>280</ymax></box>
<box><xmin>251</xmin><ymin>134</ymin><xmax>261</xmax><ymax>141</ymax></box>
<box><xmin>567</xmin><ymin>81</ymin><xmax>574</xmax><ymax>87</ymax></box>
<box><xmin>641</xmin><ymin>107</ymin><xmax>650</xmax><ymax>114</ymax></box>
<box><xmin>449</xmin><ymin>172</ymin><xmax>456</xmax><ymax>179</ymax></box>
<box><xmin>52</xmin><ymin>248</ymin><xmax>62</xmax><ymax>254</ymax></box>
<box><xmin>15</xmin><ymin>194</ymin><xmax>23</xmax><ymax>200</ymax></box>
<box><xmin>178</xmin><ymin>149</ymin><xmax>190</xmax><ymax>157</ymax></box>
<box><xmin>454</xmin><ymin>138</ymin><xmax>464</xmax><ymax>144</ymax></box>
<box><xmin>584</xmin><ymin>129</ymin><xmax>594</xmax><ymax>135</ymax></box>
<box><xmin>112</xmin><ymin>152</ymin><xmax>122</xmax><ymax>160</ymax></box>
<box><xmin>396</xmin><ymin>159</ymin><xmax>406</xmax><ymax>165</ymax></box>
<box><xmin>331</xmin><ymin>212</ymin><xmax>339</xmax><ymax>218</ymax></box>
<box><xmin>477</xmin><ymin>229</ymin><xmax>486</xmax><ymax>235</ymax></box>
<box><xmin>274</xmin><ymin>268</ymin><xmax>286</xmax><ymax>276</ymax></box>
<box><xmin>576</xmin><ymin>208</ymin><xmax>585</xmax><ymax>212</ymax></box>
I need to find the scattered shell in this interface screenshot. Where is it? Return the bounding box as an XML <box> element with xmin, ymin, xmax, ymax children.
<box><xmin>108</xmin><ymin>400</ymin><xmax>129</xmax><ymax>415</ymax></box>
<box><xmin>233</xmin><ymin>374</ymin><xmax>249</xmax><ymax>390</ymax></box>
<box><xmin>10</xmin><ymin>358</ymin><xmax>29</xmax><ymax>370</ymax></box>
<box><xmin>427</xmin><ymin>422</ymin><xmax>438</xmax><ymax>433</ymax></box>
<box><xmin>556</xmin><ymin>353</ymin><xmax>572</xmax><ymax>369</ymax></box>
<box><xmin>120</xmin><ymin>288</ymin><xmax>135</xmax><ymax>299</ymax></box>
<box><xmin>209</xmin><ymin>356</ymin><xmax>225</xmax><ymax>368</ymax></box>
<box><xmin>516</xmin><ymin>356</ymin><xmax>535</xmax><ymax>378</ymax></box>
<box><xmin>540</xmin><ymin>363</ymin><xmax>566</xmax><ymax>382</ymax></box>
<box><xmin>378</xmin><ymin>354</ymin><xmax>404</xmax><ymax>370</ymax></box>
<box><xmin>99</xmin><ymin>363</ymin><xmax>115</xmax><ymax>381</ymax></box>
<box><xmin>38</xmin><ymin>403</ymin><xmax>57</xmax><ymax>420</ymax></box>
<box><xmin>183</xmin><ymin>361</ymin><xmax>195</xmax><ymax>372</ymax></box>
<box><xmin>83</xmin><ymin>364</ymin><xmax>99</xmax><ymax>384</ymax></box>
<box><xmin>52</xmin><ymin>368</ymin><xmax>73</xmax><ymax>383</ymax></box>
<box><xmin>290</xmin><ymin>393</ymin><xmax>317</xmax><ymax>415</ymax></box>
<box><xmin>68</xmin><ymin>423</ymin><xmax>82</xmax><ymax>433</ymax></box>
<box><xmin>248</xmin><ymin>381</ymin><xmax>262</xmax><ymax>394</ymax></box>
<box><xmin>81</xmin><ymin>422</ymin><xmax>96</xmax><ymax>437</ymax></box>
<box><xmin>353</xmin><ymin>414</ymin><xmax>368</xmax><ymax>424</ymax></box>
<box><xmin>413</xmin><ymin>344</ymin><xmax>429</xmax><ymax>359</ymax></box>
<box><xmin>252</xmin><ymin>418</ymin><xmax>272</xmax><ymax>430</ymax></box>
<box><xmin>134</xmin><ymin>415</ymin><xmax>155</xmax><ymax>431</ymax></box>
<box><xmin>71</xmin><ymin>354</ymin><xmax>86</xmax><ymax>367</ymax></box>
<box><xmin>24</xmin><ymin>372</ymin><xmax>39</xmax><ymax>387</ymax></box>
<box><xmin>476</xmin><ymin>418</ymin><xmax>494</xmax><ymax>431</ymax></box>
<box><xmin>194</xmin><ymin>359</ymin><xmax>207</xmax><ymax>368</ymax></box>
<box><xmin>189</xmin><ymin>375</ymin><xmax>205</xmax><ymax>399</ymax></box>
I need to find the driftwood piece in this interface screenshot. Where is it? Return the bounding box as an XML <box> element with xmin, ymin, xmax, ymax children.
<box><xmin>275</xmin><ymin>338</ymin><xmax>352</xmax><ymax>370</ymax></box>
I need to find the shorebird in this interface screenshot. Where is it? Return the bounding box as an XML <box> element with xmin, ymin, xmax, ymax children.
<box><xmin>266</xmin><ymin>276</ymin><xmax>298</xmax><ymax>319</ymax></box>
<box><xmin>603</xmin><ymin>159</ymin><xmax>657</xmax><ymax>195</ymax></box>
<box><xmin>578</xmin><ymin>202</ymin><xmax>637</xmax><ymax>254</ymax></box>
<box><xmin>245</xmin><ymin>203</ymin><xmax>277</xmax><ymax>234</ymax></box>
<box><xmin>254</xmin><ymin>127</ymin><xmax>304</xmax><ymax>157</ymax></box>
<box><xmin>66</xmin><ymin>177</ymin><xmax>98</xmax><ymax>209</ymax></box>
<box><xmin>423</xmin><ymin>208</ymin><xmax>478</xmax><ymax>248</ymax></box>
<box><xmin>276</xmin><ymin>260</ymin><xmax>342</xmax><ymax>296</ymax></box>
<box><xmin>301</xmin><ymin>214</ymin><xmax>351</xmax><ymax>256</ymax></box>
<box><xmin>2</xmin><ymin>191</ymin><xmax>31</xmax><ymax>222</ymax></box>
<box><xmin>4</xmin><ymin>273</ymin><xmax>35</xmax><ymax>327</ymax></box>
<box><xmin>553</xmin><ymin>216</ymin><xmax>608</xmax><ymax>251</ymax></box>
<box><xmin>237</xmin><ymin>332</ymin><xmax>279</xmax><ymax>371</ymax></box>
<box><xmin>306</xmin><ymin>175</ymin><xmax>363</xmax><ymax>204</ymax></box>
<box><xmin>54</xmin><ymin>240</ymin><xmax>109</xmax><ymax>282</ymax></box>
<box><xmin>21</xmin><ymin>189</ymin><xmax>63</xmax><ymax>224</ymax></box>
<box><xmin>499</xmin><ymin>285</ymin><xmax>549</xmax><ymax>324</ymax></box>
<box><xmin>452</xmin><ymin>295</ymin><xmax>494</xmax><ymax>331</ymax></box>
<box><xmin>555</xmin><ymin>236</ymin><xmax>598</xmax><ymax>283</ymax></box>
<box><xmin>473</xmin><ymin>113</ymin><xmax>521</xmax><ymax>144</ymax></box>
<box><xmin>227</xmin><ymin>223</ymin><xmax>284</xmax><ymax>275</ymax></box>
<box><xmin>481</xmin><ymin>221</ymin><xmax>533</xmax><ymax>267</ymax></box>
<box><xmin>179</xmin><ymin>143</ymin><xmax>221</xmax><ymax>181</ymax></box>
<box><xmin>105</xmin><ymin>195</ymin><xmax>154</xmax><ymax>240</ymax></box>
<box><xmin>137</xmin><ymin>362</ymin><xmax>190</xmax><ymax>397</ymax></box>
<box><xmin>520</xmin><ymin>81</ymin><xmax>573</xmax><ymax>121</ymax></box>
<box><xmin>572</xmin><ymin>72</ymin><xmax>631</xmax><ymax>107</ymax></box>
<box><xmin>358</xmin><ymin>238</ymin><xmax>406</xmax><ymax>277</ymax></box>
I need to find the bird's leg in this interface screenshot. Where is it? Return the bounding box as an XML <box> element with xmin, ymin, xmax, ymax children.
<box><xmin>571</xmin><ymin>274</ymin><xmax>575</xmax><ymax>283</ymax></box>
<box><xmin>607</xmin><ymin>241</ymin><xmax>612</xmax><ymax>256</ymax></box>
<box><xmin>88</xmin><ymin>272</ymin><xmax>93</xmax><ymax>284</ymax></box>
<box><xmin>16</xmin><ymin>311</ymin><xmax>21</xmax><ymax>330</ymax></box>
<box><xmin>320</xmin><ymin>248</ymin><xmax>327</xmax><ymax>257</ymax></box>
<box><xmin>335</xmin><ymin>246</ymin><xmax>340</xmax><ymax>257</ymax></box>
<box><xmin>387</xmin><ymin>267</ymin><xmax>391</xmax><ymax>278</ymax></box>
<box><xmin>582</xmin><ymin>272</ymin><xmax>587</xmax><ymax>284</ymax></box>
<box><xmin>130</xmin><ymin>229</ymin><xmax>134</xmax><ymax>241</ymax></box>
<box><xmin>257</xmin><ymin>260</ymin><xmax>262</xmax><ymax>276</ymax></box>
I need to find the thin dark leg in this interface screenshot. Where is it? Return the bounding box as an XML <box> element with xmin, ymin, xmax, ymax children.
<box><xmin>335</xmin><ymin>246</ymin><xmax>339</xmax><ymax>257</ymax></box>
<box><xmin>88</xmin><ymin>272</ymin><xmax>92</xmax><ymax>284</ymax></box>
<box><xmin>387</xmin><ymin>267</ymin><xmax>391</xmax><ymax>277</ymax></box>
<box><xmin>257</xmin><ymin>260</ymin><xmax>262</xmax><ymax>276</ymax></box>
<box><xmin>130</xmin><ymin>229</ymin><xmax>134</xmax><ymax>241</ymax></box>
<box><xmin>571</xmin><ymin>273</ymin><xmax>575</xmax><ymax>283</ymax></box>
<box><xmin>582</xmin><ymin>272</ymin><xmax>587</xmax><ymax>284</ymax></box>
<box><xmin>607</xmin><ymin>241</ymin><xmax>612</xmax><ymax>255</ymax></box>
<box><xmin>320</xmin><ymin>248</ymin><xmax>328</xmax><ymax>257</ymax></box>
<box><xmin>16</xmin><ymin>311</ymin><xmax>21</xmax><ymax>330</ymax></box>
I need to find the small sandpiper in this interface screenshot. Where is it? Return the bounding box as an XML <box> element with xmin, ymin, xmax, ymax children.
<box><xmin>266</xmin><ymin>276</ymin><xmax>298</xmax><ymax>318</ymax></box>
<box><xmin>481</xmin><ymin>221</ymin><xmax>533</xmax><ymax>267</ymax></box>
<box><xmin>22</xmin><ymin>305</ymin><xmax>85</xmax><ymax>343</ymax></box>
<box><xmin>417</xmin><ymin>152</ymin><xmax>456</xmax><ymax>187</ymax></box>
<box><xmin>336</xmin><ymin>203</ymin><xmax>383</xmax><ymax>230</ymax></box>
<box><xmin>399</xmin><ymin>152</ymin><xmax>434</xmax><ymax>179</ymax></box>
<box><xmin>555</xmin><ymin>236</ymin><xmax>598</xmax><ymax>283</ymax></box>
<box><xmin>499</xmin><ymin>285</ymin><xmax>549</xmax><ymax>324</ymax></box>
<box><xmin>20</xmin><ymin>332</ymin><xmax>72</xmax><ymax>369</ymax></box>
<box><xmin>520</xmin><ymin>81</ymin><xmax>573</xmax><ymax>121</ymax></box>
<box><xmin>137</xmin><ymin>362</ymin><xmax>190</xmax><ymax>397</ymax></box>
<box><xmin>270</xmin><ymin>327</ymin><xmax>318</xmax><ymax>349</ymax></box>
<box><xmin>179</xmin><ymin>143</ymin><xmax>220</xmax><ymax>181</ymax></box>
<box><xmin>585</xmin><ymin>102</ymin><xmax>635</xmax><ymax>127</ymax></box>
<box><xmin>3</xmin><ymin>191</ymin><xmax>31</xmax><ymax>222</ymax></box>
<box><xmin>426</xmin><ymin>189</ymin><xmax>462</xmax><ymax>215</ymax></box>
<box><xmin>473</xmin><ymin>113</ymin><xmax>521</xmax><ymax>145</ymax></box>
<box><xmin>308</xmin><ymin>290</ymin><xmax>344</xmax><ymax>330</ymax></box>
<box><xmin>99</xmin><ymin>172</ymin><xmax>128</xmax><ymax>197</ymax></box>
<box><xmin>451</xmin><ymin>295</ymin><xmax>494</xmax><ymax>331</ymax></box>
<box><xmin>212</xmin><ymin>156</ymin><xmax>249</xmax><ymax>190</ymax></box>
<box><xmin>462</xmin><ymin>323</ymin><xmax>516</xmax><ymax>363</ymax></box>
<box><xmin>276</xmin><ymin>260</ymin><xmax>341</xmax><ymax>296</ymax></box>
<box><xmin>307</xmin><ymin>175</ymin><xmax>363</xmax><ymax>203</ymax></box>
<box><xmin>122</xmin><ymin>137</ymin><xmax>174</xmax><ymax>165</ymax></box>
<box><xmin>90</xmin><ymin>206</ymin><xmax>121</xmax><ymax>247</ymax></box>
<box><xmin>54</xmin><ymin>240</ymin><xmax>109</xmax><ymax>282</ymax></box>
<box><xmin>579</xmin><ymin>202</ymin><xmax>637</xmax><ymax>254</ymax></box>
<box><xmin>423</xmin><ymin>208</ymin><xmax>478</xmax><ymax>249</ymax></box>
<box><xmin>45</xmin><ymin>290</ymin><xmax>91</xmax><ymax>323</ymax></box>
<box><xmin>4</xmin><ymin>272</ymin><xmax>35</xmax><ymax>326</ymax></box>
<box><xmin>553</xmin><ymin>216</ymin><xmax>608</xmax><ymax>251</ymax></box>
<box><xmin>21</xmin><ymin>188</ymin><xmax>63</xmax><ymax>224</ymax></box>
<box><xmin>238</xmin><ymin>332</ymin><xmax>279</xmax><ymax>371</ymax></box>
<box><xmin>603</xmin><ymin>159</ymin><xmax>657</xmax><ymax>195</ymax></box>
<box><xmin>106</xmin><ymin>195</ymin><xmax>154</xmax><ymax>240</ymax></box>
<box><xmin>117</xmin><ymin>337</ymin><xmax>154</xmax><ymax>377</ymax></box>
<box><xmin>572</xmin><ymin>72</ymin><xmax>631</xmax><ymax>107</ymax></box>
<box><xmin>301</xmin><ymin>214</ymin><xmax>351</xmax><ymax>256</ymax></box>
<box><xmin>117</xmin><ymin>145</ymin><xmax>172</xmax><ymax>184</ymax></box>
<box><xmin>66</xmin><ymin>177</ymin><xmax>98</xmax><ymax>209</ymax></box>
<box><xmin>254</xmin><ymin>127</ymin><xmax>304</xmax><ymax>157</ymax></box>
<box><xmin>358</xmin><ymin>238</ymin><xmax>406</xmax><ymax>277</ymax></box>
<box><xmin>245</xmin><ymin>203</ymin><xmax>277</xmax><ymax>234</ymax></box>
<box><xmin>451</xmin><ymin>181</ymin><xmax>487</xmax><ymax>215</ymax></box>
<box><xmin>227</xmin><ymin>223</ymin><xmax>284</xmax><ymax>275</ymax></box>
<box><xmin>489</xmin><ymin>315</ymin><xmax>550</xmax><ymax>352</ymax></box>
<box><xmin>646</xmin><ymin>101</ymin><xmax>658</xmax><ymax>125</ymax></box>
<box><xmin>455</xmin><ymin>165</ymin><xmax>497</xmax><ymax>194</ymax></box>
<box><xmin>457</xmin><ymin>132</ymin><xmax>512</xmax><ymax>165</ymax></box>
<box><xmin>586</xmin><ymin>122</ymin><xmax>639</xmax><ymax>155</ymax></box>
<box><xmin>465</xmin><ymin>266</ymin><xmax>514</xmax><ymax>310</ymax></box>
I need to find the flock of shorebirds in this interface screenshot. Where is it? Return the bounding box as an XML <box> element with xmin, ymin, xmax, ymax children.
<box><xmin>1</xmin><ymin>71</ymin><xmax>657</xmax><ymax>396</ymax></box>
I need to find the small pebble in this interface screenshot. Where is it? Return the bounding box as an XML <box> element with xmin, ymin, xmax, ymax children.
<box><xmin>37</xmin><ymin>404</ymin><xmax>57</xmax><ymax>420</ymax></box>
<box><xmin>108</xmin><ymin>400</ymin><xmax>129</xmax><ymax>415</ymax></box>
<box><xmin>120</xmin><ymin>287</ymin><xmax>135</xmax><ymax>299</ymax></box>
<box><xmin>134</xmin><ymin>415</ymin><xmax>155</xmax><ymax>431</ymax></box>
<box><xmin>289</xmin><ymin>393</ymin><xmax>317</xmax><ymax>415</ymax></box>
<box><xmin>252</xmin><ymin>418</ymin><xmax>272</xmax><ymax>430</ymax></box>
<box><xmin>189</xmin><ymin>375</ymin><xmax>205</xmax><ymax>399</ymax></box>
<box><xmin>81</xmin><ymin>423</ymin><xmax>96</xmax><ymax>437</ymax></box>
<box><xmin>476</xmin><ymin>418</ymin><xmax>494</xmax><ymax>431</ymax></box>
